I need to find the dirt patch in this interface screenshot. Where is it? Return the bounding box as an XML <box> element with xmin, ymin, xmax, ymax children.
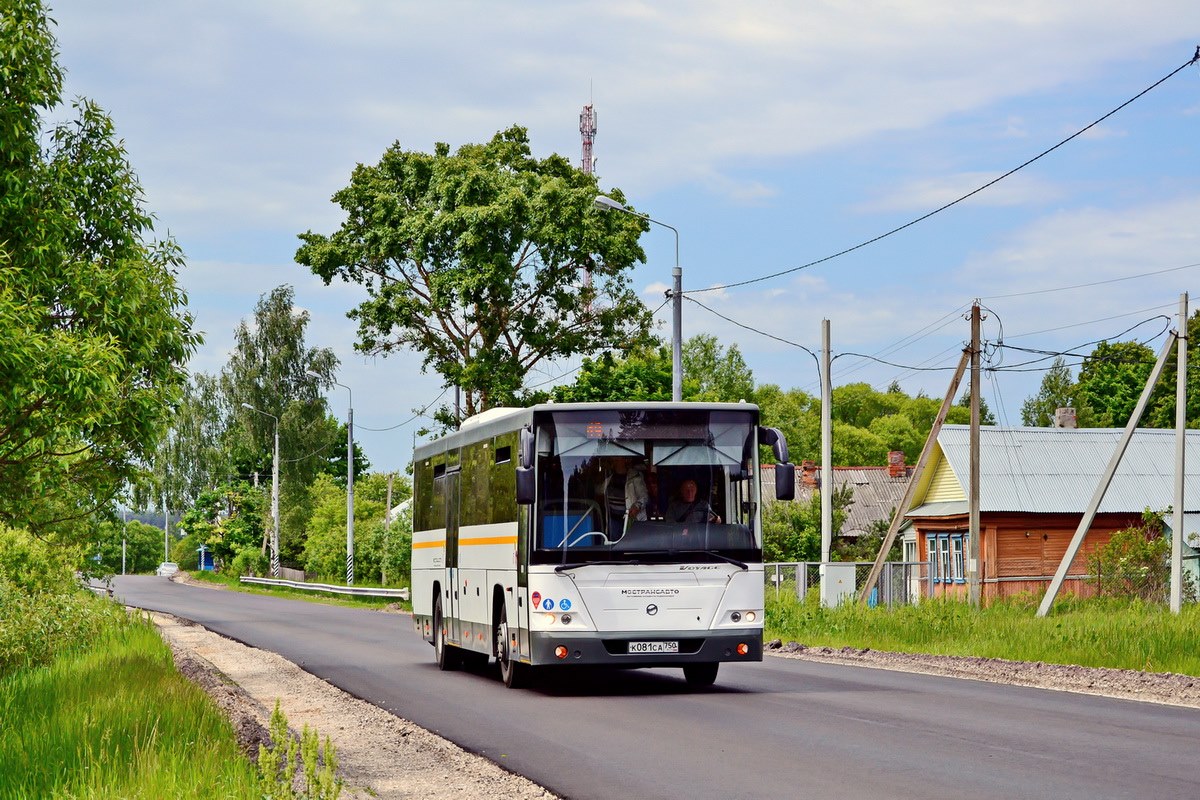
<box><xmin>765</xmin><ymin>639</ymin><xmax>1200</xmax><ymax>708</ymax></box>
<box><xmin>149</xmin><ymin>611</ymin><xmax>557</xmax><ymax>799</ymax></box>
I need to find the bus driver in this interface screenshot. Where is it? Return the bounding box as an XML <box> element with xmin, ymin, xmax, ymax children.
<box><xmin>666</xmin><ymin>479</ymin><xmax>721</xmax><ymax>524</ymax></box>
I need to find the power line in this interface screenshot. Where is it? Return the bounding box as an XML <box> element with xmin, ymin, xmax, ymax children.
<box><xmin>685</xmin><ymin>52</ymin><xmax>1200</xmax><ymax>296</ymax></box>
<box><xmin>684</xmin><ymin>295</ymin><xmax>820</xmax><ymax>364</ymax></box>
<box><xmin>981</xmin><ymin>261</ymin><xmax>1200</xmax><ymax>300</ymax></box>
<box><xmin>357</xmin><ymin>387</ymin><xmax>450</xmax><ymax>432</ymax></box>
<box><xmin>1005</xmin><ymin>302</ymin><xmax>1179</xmax><ymax>339</ymax></box>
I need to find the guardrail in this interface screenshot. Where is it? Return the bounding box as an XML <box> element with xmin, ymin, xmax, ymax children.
<box><xmin>239</xmin><ymin>576</ymin><xmax>410</xmax><ymax>601</ymax></box>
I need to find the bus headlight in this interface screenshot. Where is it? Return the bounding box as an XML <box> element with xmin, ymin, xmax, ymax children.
<box><xmin>744</xmin><ymin>611</ymin><xmax>757</xmax><ymax>623</ymax></box>
<box><xmin>560</xmin><ymin>614</ymin><xmax>572</xmax><ymax>625</ymax></box>
<box><xmin>730</xmin><ymin>611</ymin><xmax>742</xmax><ymax>623</ymax></box>
<box><xmin>543</xmin><ymin>613</ymin><xmax>556</xmax><ymax>624</ymax></box>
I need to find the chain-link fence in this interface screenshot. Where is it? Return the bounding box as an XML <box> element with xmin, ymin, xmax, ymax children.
<box><xmin>1087</xmin><ymin>553</ymin><xmax>1200</xmax><ymax>604</ymax></box>
<box><xmin>764</xmin><ymin>562</ymin><xmax>932</xmax><ymax>607</ymax></box>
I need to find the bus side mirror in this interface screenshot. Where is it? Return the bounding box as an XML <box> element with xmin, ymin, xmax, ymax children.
<box><xmin>774</xmin><ymin>462</ymin><xmax>796</xmax><ymax>501</ymax></box>
<box><xmin>516</xmin><ymin>467</ymin><xmax>535</xmax><ymax>505</ymax></box>
<box><xmin>516</xmin><ymin>425</ymin><xmax>535</xmax><ymax>505</ymax></box>
<box><xmin>758</xmin><ymin>426</ymin><xmax>790</xmax><ymax>464</ymax></box>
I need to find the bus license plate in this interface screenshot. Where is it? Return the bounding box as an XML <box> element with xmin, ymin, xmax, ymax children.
<box><xmin>628</xmin><ymin>641</ymin><xmax>678</xmax><ymax>654</ymax></box>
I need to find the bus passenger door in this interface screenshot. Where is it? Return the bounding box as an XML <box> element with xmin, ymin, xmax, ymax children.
<box><xmin>445</xmin><ymin>468</ymin><xmax>461</xmax><ymax>644</ymax></box>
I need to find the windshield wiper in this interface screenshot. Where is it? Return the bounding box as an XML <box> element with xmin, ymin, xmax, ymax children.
<box><xmin>554</xmin><ymin>559</ymin><xmax>641</xmax><ymax>573</ymax></box>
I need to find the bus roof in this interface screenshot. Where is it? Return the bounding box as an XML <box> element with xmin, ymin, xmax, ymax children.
<box><xmin>413</xmin><ymin>401</ymin><xmax>761</xmax><ymax>461</ymax></box>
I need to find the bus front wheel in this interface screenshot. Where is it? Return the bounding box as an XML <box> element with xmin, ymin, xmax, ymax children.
<box><xmin>495</xmin><ymin>602</ymin><xmax>524</xmax><ymax>688</ymax></box>
<box><xmin>683</xmin><ymin>662</ymin><xmax>719</xmax><ymax>686</ymax></box>
<box><xmin>434</xmin><ymin>596</ymin><xmax>460</xmax><ymax>671</ymax></box>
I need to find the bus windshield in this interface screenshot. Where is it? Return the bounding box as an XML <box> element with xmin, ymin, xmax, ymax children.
<box><xmin>531</xmin><ymin>408</ymin><xmax>760</xmax><ymax>565</ymax></box>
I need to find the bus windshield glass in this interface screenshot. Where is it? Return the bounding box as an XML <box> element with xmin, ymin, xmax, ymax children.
<box><xmin>532</xmin><ymin>408</ymin><xmax>760</xmax><ymax>565</ymax></box>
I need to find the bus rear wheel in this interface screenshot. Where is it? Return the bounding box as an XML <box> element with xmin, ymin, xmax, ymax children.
<box><xmin>495</xmin><ymin>602</ymin><xmax>524</xmax><ymax>688</ymax></box>
<box><xmin>434</xmin><ymin>596</ymin><xmax>460</xmax><ymax>671</ymax></box>
<box><xmin>683</xmin><ymin>662</ymin><xmax>719</xmax><ymax>686</ymax></box>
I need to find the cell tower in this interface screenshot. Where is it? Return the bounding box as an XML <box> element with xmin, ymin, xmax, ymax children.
<box><xmin>579</xmin><ymin>101</ymin><xmax>598</xmax><ymax>310</ymax></box>
<box><xmin>579</xmin><ymin>102</ymin><xmax>597</xmax><ymax>174</ymax></box>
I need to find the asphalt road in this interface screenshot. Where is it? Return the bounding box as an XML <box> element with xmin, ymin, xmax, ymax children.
<box><xmin>113</xmin><ymin>575</ymin><xmax>1200</xmax><ymax>800</ymax></box>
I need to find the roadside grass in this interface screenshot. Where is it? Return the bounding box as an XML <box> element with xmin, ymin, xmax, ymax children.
<box><xmin>766</xmin><ymin>590</ymin><xmax>1200</xmax><ymax>676</ymax></box>
<box><xmin>0</xmin><ymin>616</ymin><xmax>260</xmax><ymax>799</ymax></box>
<box><xmin>188</xmin><ymin>569</ymin><xmax>410</xmax><ymax>612</ymax></box>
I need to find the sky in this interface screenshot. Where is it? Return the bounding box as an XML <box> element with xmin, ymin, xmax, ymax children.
<box><xmin>46</xmin><ymin>1</ymin><xmax>1200</xmax><ymax>474</ymax></box>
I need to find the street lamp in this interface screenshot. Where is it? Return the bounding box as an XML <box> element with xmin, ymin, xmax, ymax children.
<box><xmin>594</xmin><ymin>194</ymin><xmax>683</xmax><ymax>401</ymax></box>
<box><xmin>309</xmin><ymin>372</ymin><xmax>355</xmax><ymax>585</ymax></box>
<box><xmin>241</xmin><ymin>403</ymin><xmax>280</xmax><ymax>577</ymax></box>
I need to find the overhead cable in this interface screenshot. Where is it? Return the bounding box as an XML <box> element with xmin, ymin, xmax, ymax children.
<box><xmin>685</xmin><ymin>52</ymin><xmax>1200</xmax><ymax>296</ymax></box>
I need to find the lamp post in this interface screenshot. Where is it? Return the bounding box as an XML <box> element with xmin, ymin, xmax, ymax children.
<box><xmin>241</xmin><ymin>403</ymin><xmax>280</xmax><ymax>577</ymax></box>
<box><xmin>593</xmin><ymin>194</ymin><xmax>683</xmax><ymax>402</ymax></box>
<box><xmin>310</xmin><ymin>373</ymin><xmax>355</xmax><ymax>585</ymax></box>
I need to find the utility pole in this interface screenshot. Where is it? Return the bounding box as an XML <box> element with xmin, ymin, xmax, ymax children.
<box><xmin>820</xmin><ymin>319</ymin><xmax>832</xmax><ymax>564</ymax></box>
<box><xmin>162</xmin><ymin>491</ymin><xmax>169</xmax><ymax>563</ymax></box>
<box><xmin>1171</xmin><ymin>292</ymin><xmax>1188</xmax><ymax>613</ymax></box>
<box><xmin>968</xmin><ymin>302</ymin><xmax>982</xmax><ymax>607</ymax></box>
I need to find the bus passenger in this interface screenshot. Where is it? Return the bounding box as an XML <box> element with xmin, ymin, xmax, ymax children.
<box><xmin>602</xmin><ymin>456</ymin><xmax>649</xmax><ymax>537</ymax></box>
<box><xmin>666</xmin><ymin>479</ymin><xmax>721</xmax><ymax>524</ymax></box>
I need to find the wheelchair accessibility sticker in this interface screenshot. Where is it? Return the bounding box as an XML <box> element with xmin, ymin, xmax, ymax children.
<box><xmin>559</xmin><ymin>598</ymin><xmax>572</xmax><ymax>611</ymax></box>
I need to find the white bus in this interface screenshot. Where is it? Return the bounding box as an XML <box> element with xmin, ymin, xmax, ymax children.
<box><xmin>410</xmin><ymin>402</ymin><xmax>795</xmax><ymax>688</ymax></box>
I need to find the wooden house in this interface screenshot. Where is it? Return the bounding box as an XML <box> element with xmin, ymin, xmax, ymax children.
<box><xmin>904</xmin><ymin>425</ymin><xmax>1200</xmax><ymax>601</ymax></box>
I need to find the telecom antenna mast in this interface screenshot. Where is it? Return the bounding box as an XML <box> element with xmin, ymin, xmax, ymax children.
<box><xmin>579</xmin><ymin>102</ymin><xmax>597</xmax><ymax>174</ymax></box>
<box><xmin>579</xmin><ymin>101</ymin><xmax>598</xmax><ymax>309</ymax></box>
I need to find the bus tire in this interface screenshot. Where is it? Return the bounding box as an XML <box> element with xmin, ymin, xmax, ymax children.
<box><xmin>434</xmin><ymin>596</ymin><xmax>460</xmax><ymax>671</ymax></box>
<box><xmin>683</xmin><ymin>662</ymin><xmax>719</xmax><ymax>686</ymax></box>
<box><xmin>495</xmin><ymin>601</ymin><xmax>524</xmax><ymax>688</ymax></box>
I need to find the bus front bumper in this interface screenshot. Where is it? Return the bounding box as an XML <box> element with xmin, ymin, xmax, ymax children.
<box><xmin>527</xmin><ymin>629</ymin><xmax>762</xmax><ymax>667</ymax></box>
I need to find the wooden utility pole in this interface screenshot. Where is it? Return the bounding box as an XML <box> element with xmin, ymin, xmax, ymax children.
<box><xmin>859</xmin><ymin>348</ymin><xmax>970</xmax><ymax>604</ymax></box>
<box><xmin>968</xmin><ymin>302</ymin><xmax>982</xmax><ymax>607</ymax></box>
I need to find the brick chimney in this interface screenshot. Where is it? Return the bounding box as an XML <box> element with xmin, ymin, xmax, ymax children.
<box><xmin>887</xmin><ymin>450</ymin><xmax>906</xmax><ymax>478</ymax></box>
<box><xmin>800</xmin><ymin>459</ymin><xmax>819</xmax><ymax>487</ymax></box>
<box><xmin>1054</xmin><ymin>407</ymin><xmax>1077</xmax><ymax>429</ymax></box>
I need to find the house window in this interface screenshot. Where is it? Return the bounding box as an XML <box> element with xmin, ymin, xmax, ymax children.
<box><xmin>926</xmin><ymin>532</ymin><xmax>969</xmax><ymax>584</ymax></box>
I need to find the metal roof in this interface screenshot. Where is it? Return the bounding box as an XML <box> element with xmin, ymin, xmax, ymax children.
<box><xmin>933</xmin><ymin>425</ymin><xmax>1200</xmax><ymax>514</ymax></box>
<box><xmin>796</xmin><ymin>467</ymin><xmax>911</xmax><ymax>536</ymax></box>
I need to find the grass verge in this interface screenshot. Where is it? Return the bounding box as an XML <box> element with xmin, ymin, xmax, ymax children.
<box><xmin>0</xmin><ymin>616</ymin><xmax>260</xmax><ymax>798</ymax></box>
<box><xmin>766</xmin><ymin>592</ymin><xmax>1200</xmax><ymax>676</ymax></box>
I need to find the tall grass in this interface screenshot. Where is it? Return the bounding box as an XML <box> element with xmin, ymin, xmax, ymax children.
<box><xmin>0</xmin><ymin>618</ymin><xmax>260</xmax><ymax>799</ymax></box>
<box><xmin>766</xmin><ymin>592</ymin><xmax>1200</xmax><ymax>675</ymax></box>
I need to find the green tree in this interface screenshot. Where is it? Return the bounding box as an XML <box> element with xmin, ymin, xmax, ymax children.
<box><xmin>762</xmin><ymin>486</ymin><xmax>851</xmax><ymax>563</ymax></box>
<box><xmin>681</xmin><ymin>334</ymin><xmax>754</xmax><ymax>402</ymax></box>
<box><xmin>90</xmin><ymin>518</ymin><xmax>163</xmax><ymax>575</ymax></box>
<box><xmin>0</xmin><ymin>1</ymin><xmax>199</xmax><ymax>532</ymax></box>
<box><xmin>1075</xmin><ymin>342</ymin><xmax>1154</xmax><ymax>428</ymax></box>
<box><xmin>552</xmin><ymin>343</ymin><xmax>671</xmax><ymax>403</ymax></box>
<box><xmin>176</xmin><ymin>482</ymin><xmax>265</xmax><ymax>563</ymax></box>
<box><xmin>296</xmin><ymin>126</ymin><xmax>652</xmax><ymax>423</ymax></box>
<box><xmin>868</xmin><ymin>414</ymin><xmax>924</xmax><ymax>462</ymax></box>
<box><xmin>1021</xmin><ymin>357</ymin><xmax>1085</xmax><ymax>427</ymax></box>
<box><xmin>220</xmin><ymin>286</ymin><xmax>347</xmax><ymax>564</ymax></box>
<box><xmin>1143</xmin><ymin>310</ymin><xmax>1200</xmax><ymax>429</ymax></box>
<box><xmin>955</xmin><ymin>389</ymin><xmax>996</xmax><ymax>426</ymax></box>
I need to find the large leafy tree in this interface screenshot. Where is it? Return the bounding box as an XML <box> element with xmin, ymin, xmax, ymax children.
<box><xmin>0</xmin><ymin>1</ymin><xmax>198</xmax><ymax>531</ymax></box>
<box><xmin>219</xmin><ymin>286</ymin><xmax>348</xmax><ymax>564</ymax></box>
<box><xmin>681</xmin><ymin>334</ymin><xmax>754</xmax><ymax>402</ymax></box>
<box><xmin>296</xmin><ymin>126</ymin><xmax>652</xmax><ymax>422</ymax></box>
<box><xmin>553</xmin><ymin>344</ymin><xmax>672</xmax><ymax>403</ymax></box>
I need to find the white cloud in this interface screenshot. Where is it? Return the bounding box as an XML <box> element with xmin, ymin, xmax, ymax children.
<box><xmin>859</xmin><ymin>172</ymin><xmax>1064</xmax><ymax>213</ymax></box>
